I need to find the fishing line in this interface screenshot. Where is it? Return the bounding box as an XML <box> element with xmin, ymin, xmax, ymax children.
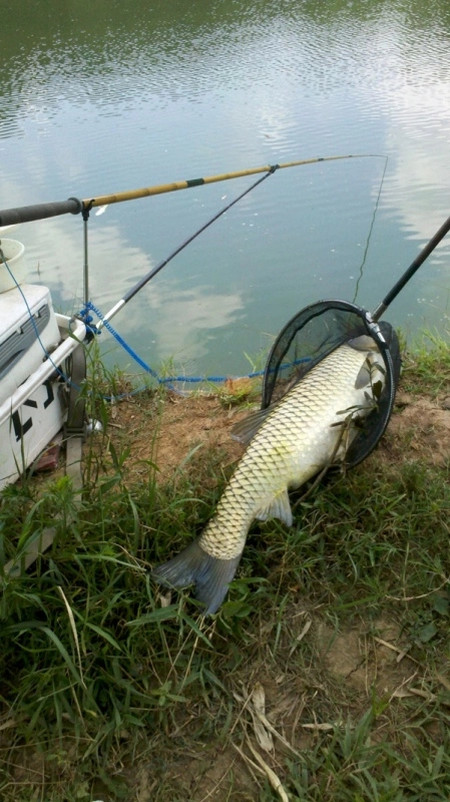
<box><xmin>0</xmin><ymin>247</ymin><xmax>75</xmax><ymax>386</ymax></box>
<box><xmin>262</xmin><ymin>208</ymin><xmax>450</xmax><ymax>468</ymax></box>
<box><xmin>352</xmin><ymin>155</ymin><xmax>389</xmax><ymax>304</ymax></box>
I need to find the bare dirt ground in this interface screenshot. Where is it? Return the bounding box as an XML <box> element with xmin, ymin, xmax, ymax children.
<box><xmin>108</xmin><ymin>384</ymin><xmax>450</xmax><ymax>483</ymax></box>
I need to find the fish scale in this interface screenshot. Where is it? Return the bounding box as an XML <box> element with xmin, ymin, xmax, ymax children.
<box><xmin>152</xmin><ymin>337</ymin><xmax>385</xmax><ymax>613</ymax></box>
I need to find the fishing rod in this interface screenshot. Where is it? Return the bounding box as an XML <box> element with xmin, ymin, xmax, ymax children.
<box><xmin>94</xmin><ymin>167</ymin><xmax>276</xmax><ymax>329</ymax></box>
<box><xmin>0</xmin><ymin>153</ymin><xmax>372</xmax><ymax>227</ymax></box>
<box><xmin>262</xmin><ymin>209</ymin><xmax>450</xmax><ymax>469</ymax></box>
<box><xmin>371</xmin><ymin>212</ymin><xmax>450</xmax><ymax>321</ymax></box>
<box><xmin>99</xmin><ymin>202</ymin><xmax>450</xmax><ymax>338</ymax></box>
<box><xmin>0</xmin><ymin>153</ymin><xmax>383</xmax><ymax>326</ymax></box>
<box><xmin>1</xmin><ymin>153</ymin><xmax>447</xmax><ymax>338</ymax></box>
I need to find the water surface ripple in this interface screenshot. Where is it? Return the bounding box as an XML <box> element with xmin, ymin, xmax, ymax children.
<box><xmin>1</xmin><ymin>0</ymin><xmax>449</xmax><ymax>376</ymax></box>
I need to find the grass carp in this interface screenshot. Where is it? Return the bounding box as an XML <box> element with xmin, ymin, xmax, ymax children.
<box><xmin>152</xmin><ymin>335</ymin><xmax>386</xmax><ymax>614</ymax></box>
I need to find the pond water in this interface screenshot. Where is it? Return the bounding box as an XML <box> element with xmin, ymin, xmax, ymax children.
<box><xmin>1</xmin><ymin>0</ymin><xmax>449</xmax><ymax>379</ymax></box>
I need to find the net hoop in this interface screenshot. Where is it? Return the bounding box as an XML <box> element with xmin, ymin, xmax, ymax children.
<box><xmin>261</xmin><ymin>300</ymin><xmax>401</xmax><ymax>468</ymax></box>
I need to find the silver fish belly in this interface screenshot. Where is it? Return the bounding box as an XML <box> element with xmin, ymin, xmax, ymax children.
<box><xmin>152</xmin><ymin>337</ymin><xmax>385</xmax><ymax>613</ymax></box>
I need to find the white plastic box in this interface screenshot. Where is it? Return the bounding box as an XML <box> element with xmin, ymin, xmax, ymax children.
<box><xmin>0</xmin><ymin>238</ymin><xmax>26</xmax><ymax>292</ymax></box>
<box><xmin>0</xmin><ymin>305</ymin><xmax>86</xmax><ymax>490</ymax></box>
<box><xmin>0</xmin><ymin>284</ymin><xmax>61</xmax><ymax>406</ymax></box>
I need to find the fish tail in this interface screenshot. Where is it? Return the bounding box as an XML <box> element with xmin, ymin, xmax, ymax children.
<box><xmin>152</xmin><ymin>539</ymin><xmax>241</xmax><ymax>614</ymax></box>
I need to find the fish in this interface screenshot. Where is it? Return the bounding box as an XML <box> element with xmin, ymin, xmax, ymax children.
<box><xmin>152</xmin><ymin>334</ymin><xmax>386</xmax><ymax>614</ymax></box>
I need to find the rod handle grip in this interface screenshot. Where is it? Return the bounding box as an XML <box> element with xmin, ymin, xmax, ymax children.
<box><xmin>0</xmin><ymin>197</ymin><xmax>82</xmax><ymax>227</ymax></box>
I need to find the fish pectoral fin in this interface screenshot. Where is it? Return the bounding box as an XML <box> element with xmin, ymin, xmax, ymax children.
<box><xmin>348</xmin><ymin>334</ymin><xmax>377</xmax><ymax>352</ymax></box>
<box><xmin>354</xmin><ymin>357</ymin><xmax>376</xmax><ymax>390</ymax></box>
<box><xmin>354</xmin><ymin>352</ymin><xmax>387</xmax><ymax>392</ymax></box>
<box><xmin>255</xmin><ymin>489</ymin><xmax>293</xmax><ymax>526</ymax></box>
<box><xmin>230</xmin><ymin>406</ymin><xmax>271</xmax><ymax>444</ymax></box>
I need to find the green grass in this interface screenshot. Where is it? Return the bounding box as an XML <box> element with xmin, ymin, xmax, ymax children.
<box><xmin>400</xmin><ymin>330</ymin><xmax>450</xmax><ymax>398</ymax></box>
<box><xmin>0</xmin><ymin>340</ymin><xmax>449</xmax><ymax>801</ymax></box>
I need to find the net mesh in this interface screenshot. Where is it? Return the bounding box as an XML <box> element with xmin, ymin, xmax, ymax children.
<box><xmin>262</xmin><ymin>300</ymin><xmax>401</xmax><ymax>468</ymax></box>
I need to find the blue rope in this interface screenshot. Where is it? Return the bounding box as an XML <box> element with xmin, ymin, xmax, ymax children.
<box><xmin>0</xmin><ymin>256</ymin><xmax>265</xmax><ymax>407</ymax></box>
<box><xmin>0</xmin><ymin>260</ymin><xmax>294</xmax><ymax>404</ymax></box>
<box><xmin>80</xmin><ymin>300</ymin><xmax>267</xmax><ymax>387</ymax></box>
<box><xmin>82</xmin><ymin>301</ymin><xmax>160</xmax><ymax>380</ymax></box>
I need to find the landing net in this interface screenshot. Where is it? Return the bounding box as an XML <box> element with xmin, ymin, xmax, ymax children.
<box><xmin>261</xmin><ymin>300</ymin><xmax>401</xmax><ymax>468</ymax></box>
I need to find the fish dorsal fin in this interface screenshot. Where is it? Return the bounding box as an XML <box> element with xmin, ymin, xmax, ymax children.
<box><xmin>255</xmin><ymin>489</ymin><xmax>293</xmax><ymax>526</ymax></box>
<box><xmin>231</xmin><ymin>406</ymin><xmax>272</xmax><ymax>444</ymax></box>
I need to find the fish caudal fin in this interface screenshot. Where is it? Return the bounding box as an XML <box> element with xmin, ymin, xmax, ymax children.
<box><xmin>152</xmin><ymin>540</ymin><xmax>241</xmax><ymax>615</ymax></box>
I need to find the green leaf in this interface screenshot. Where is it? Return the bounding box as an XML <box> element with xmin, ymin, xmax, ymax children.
<box><xmin>417</xmin><ymin>621</ymin><xmax>438</xmax><ymax>643</ymax></box>
<box><xmin>42</xmin><ymin>626</ymin><xmax>83</xmax><ymax>684</ymax></box>
<box><xmin>84</xmin><ymin>622</ymin><xmax>123</xmax><ymax>651</ymax></box>
<box><xmin>432</xmin><ymin>594</ymin><xmax>449</xmax><ymax>617</ymax></box>
<box><xmin>126</xmin><ymin>605</ymin><xmax>181</xmax><ymax>625</ymax></box>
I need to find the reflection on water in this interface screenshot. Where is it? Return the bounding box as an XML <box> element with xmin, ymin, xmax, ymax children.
<box><xmin>1</xmin><ymin>0</ymin><xmax>449</xmax><ymax>376</ymax></box>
